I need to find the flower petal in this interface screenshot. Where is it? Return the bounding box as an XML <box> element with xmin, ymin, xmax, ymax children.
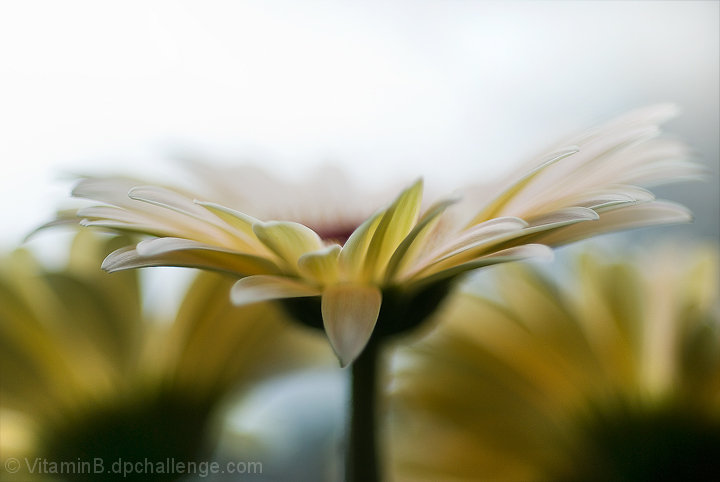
<box><xmin>384</xmin><ymin>197</ymin><xmax>459</xmax><ymax>282</ymax></box>
<box><xmin>194</xmin><ymin>200</ymin><xmax>263</xmax><ymax>249</ymax></box>
<box><xmin>568</xmin><ymin>186</ymin><xmax>653</xmax><ymax>210</ymax></box>
<box><xmin>405</xmin><ymin>217</ymin><xmax>531</xmax><ymax>279</ymax></box>
<box><xmin>129</xmin><ymin>185</ymin><xmax>220</xmax><ymax>220</ymax></box>
<box><xmin>533</xmin><ymin>201</ymin><xmax>692</xmax><ymax>246</ymax></box>
<box><xmin>525</xmin><ymin>206</ymin><xmax>600</xmax><ymax>228</ymax></box>
<box><xmin>73</xmin><ymin>180</ymin><xmax>228</xmax><ymax>243</ymax></box>
<box><xmin>408</xmin><ymin>209</ymin><xmax>595</xmax><ymax>280</ymax></box>
<box><xmin>410</xmin><ymin>244</ymin><xmax>554</xmax><ymax>286</ymax></box>
<box><xmin>72</xmin><ymin>177</ymin><xmax>141</xmax><ymax>207</ymax></box>
<box><xmin>298</xmin><ymin>244</ymin><xmax>342</xmax><ymax>284</ymax></box>
<box><xmin>468</xmin><ymin>147</ymin><xmax>579</xmax><ymax>225</ymax></box>
<box><xmin>339</xmin><ymin>209</ymin><xmax>385</xmax><ymax>279</ymax></box>
<box><xmin>363</xmin><ymin>179</ymin><xmax>424</xmax><ymax>280</ymax></box>
<box><xmin>252</xmin><ymin>221</ymin><xmax>323</xmax><ymax>269</ymax></box>
<box><xmin>465</xmin><ymin>104</ymin><xmax>699</xmax><ymax>228</ymax></box>
<box><xmin>231</xmin><ymin>275</ymin><xmax>321</xmax><ymax>306</ymax></box>
<box><xmin>102</xmin><ymin>242</ymin><xmax>281</xmax><ymax>276</ymax></box>
<box><xmin>433</xmin><ymin>217</ymin><xmax>530</xmax><ymax>261</ymax></box>
<box><xmin>128</xmin><ymin>185</ymin><xmax>237</xmax><ymax>244</ymax></box>
<box><xmin>79</xmin><ymin>219</ymin><xmax>182</xmax><ymax>237</ymax></box>
<box><xmin>321</xmin><ymin>283</ymin><xmax>382</xmax><ymax>367</ymax></box>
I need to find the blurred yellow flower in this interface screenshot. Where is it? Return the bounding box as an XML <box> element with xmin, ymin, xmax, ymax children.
<box><xmin>67</xmin><ymin>105</ymin><xmax>701</xmax><ymax>366</ymax></box>
<box><xmin>389</xmin><ymin>243</ymin><xmax>720</xmax><ymax>481</ymax></box>
<box><xmin>0</xmin><ymin>231</ymin><xmax>331</xmax><ymax>479</ymax></box>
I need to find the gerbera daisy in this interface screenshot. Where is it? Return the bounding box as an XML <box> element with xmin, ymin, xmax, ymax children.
<box><xmin>389</xmin><ymin>243</ymin><xmax>720</xmax><ymax>481</ymax></box>
<box><xmin>65</xmin><ymin>105</ymin><xmax>700</xmax><ymax>367</ymax></box>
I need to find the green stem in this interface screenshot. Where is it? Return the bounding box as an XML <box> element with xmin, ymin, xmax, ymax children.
<box><xmin>347</xmin><ymin>338</ymin><xmax>381</xmax><ymax>482</ymax></box>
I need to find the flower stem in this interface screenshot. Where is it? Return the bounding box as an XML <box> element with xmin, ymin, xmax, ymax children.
<box><xmin>347</xmin><ymin>338</ymin><xmax>381</xmax><ymax>482</ymax></box>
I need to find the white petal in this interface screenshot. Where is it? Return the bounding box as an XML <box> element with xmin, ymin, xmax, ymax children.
<box><xmin>568</xmin><ymin>185</ymin><xmax>655</xmax><ymax>210</ymax></box>
<box><xmin>534</xmin><ymin>201</ymin><xmax>692</xmax><ymax>246</ymax></box>
<box><xmin>465</xmin><ymin>104</ymin><xmax>697</xmax><ymax>226</ymax></box>
<box><xmin>410</xmin><ymin>244</ymin><xmax>554</xmax><ymax>285</ymax></box>
<box><xmin>194</xmin><ymin>200</ymin><xmax>262</xmax><ymax>247</ymax></box>
<box><xmin>468</xmin><ymin>147</ymin><xmax>579</xmax><ymax>224</ymax></box>
<box><xmin>77</xmin><ymin>205</ymin><xmax>149</xmax><ymax>224</ymax></box>
<box><xmin>128</xmin><ymin>186</ymin><xmax>238</xmax><ymax>243</ymax></box>
<box><xmin>231</xmin><ymin>275</ymin><xmax>321</xmax><ymax>306</ymax></box>
<box><xmin>101</xmin><ymin>246</ymin><xmax>144</xmax><ymax>272</ymax></box>
<box><xmin>526</xmin><ymin>207</ymin><xmax>600</xmax><ymax>227</ymax></box>
<box><xmin>102</xmin><ymin>244</ymin><xmax>281</xmax><ymax>276</ymax></box>
<box><xmin>76</xmin><ymin>213</ymin><xmax>196</xmax><ymax>243</ymax></box>
<box><xmin>72</xmin><ymin>177</ymin><xmax>141</xmax><ymax>207</ymax></box>
<box><xmin>433</xmin><ymin>217</ymin><xmax>529</xmax><ymax>260</ymax></box>
<box><xmin>129</xmin><ymin>185</ymin><xmax>216</xmax><ymax>220</ymax></box>
<box><xmin>406</xmin><ymin>209</ymin><xmax>594</xmax><ymax>280</ymax></box>
<box><xmin>321</xmin><ymin>284</ymin><xmax>382</xmax><ymax>367</ymax></box>
<box><xmin>79</xmin><ymin>219</ymin><xmax>181</xmax><ymax>236</ymax></box>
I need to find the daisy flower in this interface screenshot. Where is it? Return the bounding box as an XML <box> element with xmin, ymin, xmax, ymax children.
<box><xmin>0</xmin><ymin>231</ymin><xmax>330</xmax><ymax>478</ymax></box>
<box><xmin>389</xmin><ymin>244</ymin><xmax>720</xmax><ymax>481</ymax></box>
<box><xmin>66</xmin><ymin>105</ymin><xmax>700</xmax><ymax>367</ymax></box>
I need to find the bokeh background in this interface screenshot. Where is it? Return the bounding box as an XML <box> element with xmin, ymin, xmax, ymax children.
<box><xmin>1</xmin><ymin>0</ymin><xmax>717</xmax><ymax>250</ymax></box>
<box><xmin>1</xmin><ymin>1</ymin><xmax>718</xmax><ymax>481</ymax></box>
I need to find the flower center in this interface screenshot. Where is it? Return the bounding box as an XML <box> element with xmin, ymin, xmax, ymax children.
<box><xmin>311</xmin><ymin>222</ymin><xmax>361</xmax><ymax>245</ymax></box>
<box><xmin>281</xmin><ymin>278</ymin><xmax>456</xmax><ymax>338</ymax></box>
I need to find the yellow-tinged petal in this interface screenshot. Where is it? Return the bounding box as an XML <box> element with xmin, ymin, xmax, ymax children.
<box><xmin>403</xmin><ymin>217</ymin><xmax>530</xmax><ymax>280</ymax></box>
<box><xmin>432</xmin><ymin>217</ymin><xmax>529</xmax><ymax>261</ymax></box>
<box><xmin>128</xmin><ymin>185</ymin><xmax>237</xmax><ymax>245</ymax></box>
<box><xmin>298</xmin><ymin>244</ymin><xmax>342</xmax><ymax>284</ymax></box>
<box><xmin>321</xmin><ymin>283</ymin><xmax>382</xmax><ymax>367</ymax></box>
<box><xmin>363</xmin><ymin>179</ymin><xmax>424</xmax><ymax>280</ymax></box>
<box><xmin>409</xmin><ymin>244</ymin><xmax>554</xmax><ymax>286</ymax></box>
<box><xmin>194</xmin><ymin>200</ymin><xmax>267</xmax><ymax>251</ymax></box>
<box><xmin>252</xmin><ymin>221</ymin><xmax>323</xmax><ymax>270</ymax></box>
<box><xmin>339</xmin><ymin>210</ymin><xmax>385</xmax><ymax>280</ymax></box>
<box><xmin>468</xmin><ymin>148</ymin><xmax>578</xmax><ymax>225</ymax></box>
<box><xmin>231</xmin><ymin>275</ymin><xmax>321</xmax><ymax>306</ymax></box>
<box><xmin>384</xmin><ymin>197</ymin><xmax>459</xmax><ymax>282</ymax></box>
<box><xmin>409</xmin><ymin>208</ymin><xmax>596</xmax><ymax>279</ymax></box>
<box><xmin>102</xmin><ymin>244</ymin><xmax>282</xmax><ymax>277</ymax></box>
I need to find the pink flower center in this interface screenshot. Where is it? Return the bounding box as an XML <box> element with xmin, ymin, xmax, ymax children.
<box><xmin>311</xmin><ymin>222</ymin><xmax>360</xmax><ymax>245</ymax></box>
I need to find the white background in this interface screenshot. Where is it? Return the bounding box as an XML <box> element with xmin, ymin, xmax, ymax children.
<box><xmin>1</xmin><ymin>0</ymin><xmax>718</xmax><ymax>252</ymax></box>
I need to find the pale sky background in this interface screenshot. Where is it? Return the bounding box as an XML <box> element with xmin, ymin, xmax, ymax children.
<box><xmin>1</xmin><ymin>0</ymin><xmax>718</xmax><ymax>254</ymax></box>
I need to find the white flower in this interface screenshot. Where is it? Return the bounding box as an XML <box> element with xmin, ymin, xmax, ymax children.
<box><xmin>67</xmin><ymin>105</ymin><xmax>701</xmax><ymax>366</ymax></box>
